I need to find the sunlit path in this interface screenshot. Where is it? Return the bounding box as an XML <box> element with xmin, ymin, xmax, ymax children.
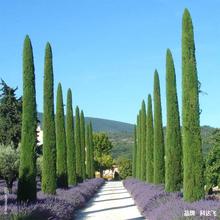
<box><xmin>75</xmin><ymin>181</ymin><xmax>144</xmax><ymax>220</ymax></box>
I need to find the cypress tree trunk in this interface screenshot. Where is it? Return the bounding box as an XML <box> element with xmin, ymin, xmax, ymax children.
<box><xmin>89</xmin><ymin>122</ymin><xmax>95</xmax><ymax>178</ymax></box>
<box><xmin>140</xmin><ymin>101</ymin><xmax>146</xmax><ymax>180</ymax></box>
<box><xmin>75</xmin><ymin>106</ymin><xmax>82</xmax><ymax>181</ymax></box>
<box><xmin>165</xmin><ymin>49</ymin><xmax>182</xmax><ymax>192</ymax></box>
<box><xmin>182</xmin><ymin>9</ymin><xmax>204</xmax><ymax>201</ymax></box>
<box><xmin>56</xmin><ymin>83</ymin><xmax>68</xmax><ymax>188</ymax></box>
<box><xmin>42</xmin><ymin>43</ymin><xmax>56</xmax><ymax>194</ymax></box>
<box><xmin>80</xmin><ymin>111</ymin><xmax>86</xmax><ymax>180</ymax></box>
<box><xmin>132</xmin><ymin>125</ymin><xmax>137</xmax><ymax>177</ymax></box>
<box><xmin>146</xmin><ymin>94</ymin><xmax>154</xmax><ymax>183</ymax></box>
<box><xmin>86</xmin><ymin>124</ymin><xmax>91</xmax><ymax>178</ymax></box>
<box><xmin>66</xmin><ymin>89</ymin><xmax>76</xmax><ymax>185</ymax></box>
<box><xmin>153</xmin><ymin>70</ymin><xmax>165</xmax><ymax>184</ymax></box>
<box><xmin>18</xmin><ymin>36</ymin><xmax>37</xmax><ymax>201</ymax></box>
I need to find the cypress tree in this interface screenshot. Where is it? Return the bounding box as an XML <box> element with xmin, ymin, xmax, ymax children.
<box><xmin>66</xmin><ymin>89</ymin><xmax>76</xmax><ymax>185</ymax></box>
<box><xmin>132</xmin><ymin>125</ymin><xmax>137</xmax><ymax>177</ymax></box>
<box><xmin>80</xmin><ymin>111</ymin><xmax>86</xmax><ymax>180</ymax></box>
<box><xmin>75</xmin><ymin>106</ymin><xmax>82</xmax><ymax>181</ymax></box>
<box><xmin>42</xmin><ymin>43</ymin><xmax>56</xmax><ymax>194</ymax></box>
<box><xmin>18</xmin><ymin>35</ymin><xmax>37</xmax><ymax>201</ymax></box>
<box><xmin>136</xmin><ymin>113</ymin><xmax>141</xmax><ymax>179</ymax></box>
<box><xmin>86</xmin><ymin>124</ymin><xmax>91</xmax><ymax>178</ymax></box>
<box><xmin>140</xmin><ymin>101</ymin><xmax>147</xmax><ymax>180</ymax></box>
<box><xmin>165</xmin><ymin>49</ymin><xmax>182</xmax><ymax>192</ymax></box>
<box><xmin>146</xmin><ymin>94</ymin><xmax>154</xmax><ymax>183</ymax></box>
<box><xmin>153</xmin><ymin>70</ymin><xmax>165</xmax><ymax>184</ymax></box>
<box><xmin>56</xmin><ymin>83</ymin><xmax>68</xmax><ymax>188</ymax></box>
<box><xmin>89</xmin><ymin>122</ymin><xmax>94</xmax><ymax>178</ymax></box>
<box><xmin>182</xmin><ymin>9</ymin><xmax>204</xmax><ymax>201</ymax></box>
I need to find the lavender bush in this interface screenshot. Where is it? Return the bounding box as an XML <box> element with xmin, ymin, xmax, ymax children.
<box><xmin>123</xmin><ymin>178</ymin><xmax>220</xmax><ymax>220</ymax></box>
<box><xmin>0</xmin><ymin>178</ymin><xmax>104</xmax><ymax>220</ymax></box>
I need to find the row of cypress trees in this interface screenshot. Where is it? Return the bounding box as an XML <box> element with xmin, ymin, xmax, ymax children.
<box><xmin>17</xmin><ymin>36</ymin><xmax>94</xmax><ymax>201</ymax></box>
<box><xmin>132</xmin><ymin>9</ymin><xmax>204</xmax><ymax>202</ymax></box>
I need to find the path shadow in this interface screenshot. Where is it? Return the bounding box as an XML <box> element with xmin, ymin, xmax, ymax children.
<box><xmin>97</xmin><ymin>191</ymin><xmax>128</xmax><ymax>196</ymax></box>
<box><xmin>101</xmin><ymin>188</ymin><xmax>127</xmax><ymax>192</ymax></box>
<box><xmin>80</xmin><ymin>204</ymin><xmax>136</xmax><ymax>215</ymax></box>
<box><xmin>93</xmin><ymin>196</ymin><xmax>131</xmax><ymax>203</ymax></box>
<box><xmin>126</xmin><ymin>217</ymin><xmax>145</xmax><ymax>220</ymax></box>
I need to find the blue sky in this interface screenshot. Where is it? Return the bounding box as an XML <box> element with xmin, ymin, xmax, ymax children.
<box><xmin>0</xmin><ymin>1</ymin><xmax>220</xmax><ymax>126</ymax></box>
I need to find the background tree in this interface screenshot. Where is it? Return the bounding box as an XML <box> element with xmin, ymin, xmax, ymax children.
<box><xmin>117</xmin><ymin>157</ymin><xmax>132</xmax><ymax>179</ymax></box>
<box><xmin>204</xmin><ymin>129</ymin><xmax>220</xmax><ymax>193</ymax></box>
<box><xmin>75</xmin><ymin>106</ymin><xmax>82</xmax><ymax>181</ymax></box>
<box><xmin>80</xmin><ymin>111</ymin><xmax>86</xmax><ymax>180</ymax></box>
<box><xmin>56</xmin><ymin>83</ymin><xmax>68</xmax><ymax>188</ymax></box>
<box><xmin>0</xmin><ymin>80</ymin><xmax>22</xmax><ymax>148</ymax></box>
<box><xmin>153</xmin><ymin>70</ymin><xmax>165</xmax><ymax>184</ymax></box>
<box><xmin>146</xmin><ymin>94</ymin><xmax>154</xmax><ymax>183</ymax></box>
<box><xmin>18</xmin><ymin>36</ymin><xmax>37</xmax><ymax>201</ymax></box>
<box><xmin>165</xmin><ymin>49</ymin><xmax>182</xmax><ymax>192</ymax></box>
<box><xmin>42</xmin><ymin>43</ymin><xmax>56</xmax><ymax>194</ymax></box>
<box><xmin>136</xmin><ymin>112</ymin><xmax>141</xmax><ymax>179</ymax></box>
<box><xmin>93</xmin><ymin>132</ymin><xmax>113</xmax><ymax>177</ymax></box>
<box><xmin>182</xmin><ymin>9</ymin><xmax>204</xmax><ymax>201</ymax></box>
<box><xmin>132</xmin><ymin>125</ymin><xmax>137</xmax><ymax>177</ymax></box>
<box><xmin>0</xmin><ymin>144</ymin><xmax>19</xmax><ymax>193</ymax></box>
<box><xmin>66</xmin><ymin>89</ymin><xmax>76</xmax><ymax>185</ymax></box>
<box><xmin>140</xmin><ymin>101</ymin><xmax>146</xmax><ymax>180</ymax></box>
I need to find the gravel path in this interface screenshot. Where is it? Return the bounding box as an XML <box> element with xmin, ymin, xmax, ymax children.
<box><xmin>75</xmin><ymin>181</ymin><xmax>144</xmax><ymax>220</ymax></box>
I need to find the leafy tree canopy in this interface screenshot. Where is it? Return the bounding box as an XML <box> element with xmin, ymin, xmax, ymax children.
<box><xmin>0</xmin><ymin>80</ymin><xmax>22</xmax><ymax>148</ymax></box>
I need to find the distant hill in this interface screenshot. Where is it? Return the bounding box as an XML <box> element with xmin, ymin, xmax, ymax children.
<box><xmin>37</xmin><ymin>112</ymin><xmax>134</xmax><ymax>133</ymax></box>
<box><xmin>37</xmin><ymin>113</ymin><xmax>217</xmax><ymax>160</ymax></box>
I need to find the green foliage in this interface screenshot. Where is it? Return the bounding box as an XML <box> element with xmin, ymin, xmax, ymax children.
<box><xmin>136</xmin><ymin>112</ymin><xmax>141</xmax><ymax>179</ymax></box>
<box><xmin>204</xmin><ymin>129</ymin><xmax>220</xmax><ymax>191</ymax></box>
<box><xmin>0</xmin><ymin>80</ymin><xmax>22</xmax><ymax>148</ymax></box>
<box><xmin>75</xmin><ymin>106</ymin><xmax>82</xmax><ymax>181</ymax></box>
<box><xmin>93</xmin><ymin>132</ymin><xmax>113</xmax><ymax>176</ymax></box>
<box><xmin>36</xmin><ymin>155</ymin><xmax>43</xmax><ymax>178</ymax></box>
<box><xmin>153</xmin><ymin>70</ymin><xmax>165</xmax><ymax>184</ymax></box>
<box><xmin>80</xmin><ymin>111</ymin><xmax>86</xmax><ymax>180</ymax></box>
<box><xmin>66</xmin><ymin>89</ymin><xmax>76</xmax><ymax>185</ymax></box>
<box><xmin>140</xmin><ymin>101</ymin><xmax>146</xmax><ymax>180</ymax></box>
<box><xmin>132</xmin><ymin>125</ymin><xmax>137</xmax><ymax>177</ymax></box>
<box><xmin>89</xmin><ymin>122</ymin><xmax>95</xmax><ymax>178</ymax></box>
<box><xmin>18</xmin><ymin>35</ymin><xmax>37</xmax><ymax>202</ymax></box>
<box><xmin>182</xmin><ymin>9</ymin><xmax>204</xmax><ymax>201</ymax></box>
<box><xmin>117</xmin><ymin>157</ymin><xmax>132</xmax><ymax>179</ymax></box>
<box><xmin>165</xmin><ymin>49</ymin><xmax>182</xmax><ymax>192</ymax></box>
<box><xmin>56</xmin><ymin>83</ymin><xmax>68</xmax><ymax>188</ymax></box>
<box><xmin>42</xmin><ymin>43</ymin><xmax>56</xmax><ymax>194</ymax></box>
<box><xmin>146</xmin><ymin>94</ymin><xmax>154</xmax><ymax>183</ymax></box>
<box><xmin>0</xmin><ymin>144</ymin><xmax>19</xmax><ymax>193</ymax></box>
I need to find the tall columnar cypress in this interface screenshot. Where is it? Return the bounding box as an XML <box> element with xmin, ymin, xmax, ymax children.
<box><xmin>165</xmin><ymin>49</ymin><xmax>182</xmax><ymax>192</ymax></box>
<box><xmin>80</xmin><ymin>111</ymin><xmax>86</xmax><ymax>180</ymax></box>
<box><xmin>89</xmin><ymin>122</ymin><xmax>94</xmax><ymax>178</ymax></box>
<box><xmin>66</xmin><ymin>89</ymin><xmax>76</xmax><ymax>185</ymax></box>
<box><xmin>136</xmin><ymin>112</ymin><xmax>141</xmax><ymax>179</ymax></box>
<box><xmin>146</xmin><ymin>94</ymin><xmax>154</xmax><ymax>183</ymax></box>
<box><xmin>140</xmin><ymin>101</ymin><xmax>147</xmax><ymax>180</ymax></box>
<box><xmin>18</xmin><ymin>36</ymin><xmax>37</xmax><ymax>201</ymax></box>
<box><xmin>132</xmin><ymin>125</ymin><xmax>137</xmax><ymax>177</ymax></box>
<box><xmin>56</xmin><ymin>83</ymin><xmax>68</xmax><ymax>188</ymax></box>
<box><xmin>182</xmin><ymin>9</ymin><xmax>204</xmax><ymax>201</ymax></box>
<box><xmin>42</xmin><ymin>43</ymin><xmax>56</xmax><ymax>194</ymax></box>
<box><xmin>86</xmin><ymin>124</ymin><xmax>91</xmax><ymax>178</ymax></box>
<box><xmin>153</xmin><ymin>70</ymin><xmax>165</xmax><ymax>184</ymax></box>
<box><xmin>75</xmin><ymin>106</ymin><xmax>82</xmax><ymax>181</ymax></box>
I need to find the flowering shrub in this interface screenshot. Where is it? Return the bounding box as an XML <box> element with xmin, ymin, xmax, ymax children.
<box><xmin>0</xmin><ymin>178</ymin><xmax>104</xmax><ymax>220</ymax></box>
<box><xmin>123</xmin><ymin>178</ymin><xmax>220</xmax><ymax>220</ymax></box>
